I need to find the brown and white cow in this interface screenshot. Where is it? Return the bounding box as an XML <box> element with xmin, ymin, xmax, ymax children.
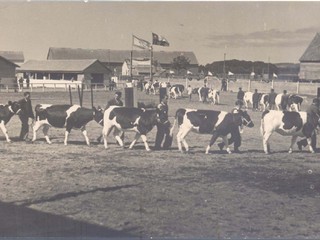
<box><xmin>102</xmin><ymin>106</ymin><xmax>160</xmax><ymax>151</ymax></box>
<box><xmin>170</xmin><ymin>108</ymin><xmax>254</xmax><ymax>154</ymax></box>
<box><xmin>260</xmin><ymin>110</ymin><xmax>320</xmax><ymax>154</ymax></box>
<box><xmin>0</xmin><ymin>101</ymin><xmax>22</xmax><ymax>142</ymax></box>
<box><xmin>32</xmin><ymin>104</ymin><xmax>104</xmax><ymax>145</ymax></box>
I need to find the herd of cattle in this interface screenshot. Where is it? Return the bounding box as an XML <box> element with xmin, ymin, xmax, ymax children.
<box><xmin>0</xmin><ymin>86</ymin><xmax>319</xmax><ymax>154</ymax></box>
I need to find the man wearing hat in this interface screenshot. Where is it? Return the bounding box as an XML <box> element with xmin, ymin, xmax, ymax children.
<box><xmin>18</xmin><ymin>92</ymin><xmax>34</xmax><ymax>141</ymax></box>
<box><xmin>155</xmin><ymin>95</ymin><xmax>172</xmax><ymax>150</ymax></box>
<box><xmin>237</xmin><ymin>87</ymin><xmax>244</xmax><ymax>106</ymax></box>
<box><xmin>105</xmin><ymin>91</ymin><xmax>123</xmax><ymax>109</ymax></box>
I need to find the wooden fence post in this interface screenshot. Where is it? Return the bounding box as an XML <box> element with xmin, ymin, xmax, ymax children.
<box><xmin>296</xmin><ymin>81</ymin><xmax>300</xmax><ymax>94</ymax></box>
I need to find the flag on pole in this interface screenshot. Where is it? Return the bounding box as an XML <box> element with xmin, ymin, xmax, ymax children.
<box><xmin>250</xmin><ymin>72</ymin><xmax>255</xmax><ymax>76</ymax></box>
<box><xmin>273</xmin><ymin>73</ymin><xmax>278</xmax><ymax>78</ymax></box>
<box><xmin>208</xmin><ymin>71</ymin><xmax>213</xmax><ymax>76</ymax></box>
<box><xmin>228</xmin><ymin>71</ymin><xmax>234</xmax><ymax>76</ymax></box>
<box><xmin>169</xmin><ymin>70</ymin><xmax>175</xmax><ymax>74</ymax></box>
<box><xmin>152</xmin><ymin>33</ymin><xmax>170</xmax><ymax>46</ymax></box>
<box><xmin>133</xmin><ymin>35</ymin><xmax>151</xmax><ymax>50</ymax></box>
<box><xmin>187</xmin><ymin>70</ymin><xmax>192</xmax><ymax>75</ymax></box>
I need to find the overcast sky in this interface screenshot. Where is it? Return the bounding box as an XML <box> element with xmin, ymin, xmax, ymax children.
<box><xmin>1</xmin><ymin>1</ymin><xmax>319</xmax><ymax>65</ymax></box>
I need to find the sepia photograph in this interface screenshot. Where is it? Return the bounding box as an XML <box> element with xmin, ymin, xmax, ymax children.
<box><xmin>0</xmin><ymin>0</ymin><xmax>320</xmax><ymax>239</ymax></box>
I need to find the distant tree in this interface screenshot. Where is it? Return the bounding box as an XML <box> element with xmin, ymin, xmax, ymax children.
<box><xmin>171</xmin><ymin>56</ymin><xmax>190</xmax><ymax>75</ymax></box>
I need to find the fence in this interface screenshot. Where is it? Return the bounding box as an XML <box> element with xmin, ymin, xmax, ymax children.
<box><xmin>0</xmin><ymin>82</ymin><xmax>127</xmax><ymax>93</ymax></box>
<box><xmin>1</xmin><ymin>78</ymin><xmax>319</xmax><ymax>97</ymax></box>
<box><xmin>166</xmin><ymin>77</ymin><xmax>320</xmax><ymax>96</ymax></box>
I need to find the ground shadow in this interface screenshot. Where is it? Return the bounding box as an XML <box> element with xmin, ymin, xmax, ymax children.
<box><xmin>0</xmin><ymin>184</ymin><xmax>139</xmax><ymax>237</ymax></box>
<box><xmin>0</xmin><ymin>200</ymin><xmax>137</xmax><ymax>237</ymax></box>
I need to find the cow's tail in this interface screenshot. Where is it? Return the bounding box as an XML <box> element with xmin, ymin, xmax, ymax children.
<box><xmin>170</xmin><ymin>108</ymin><xmax>186</xmax><ymax>136</ymax></box>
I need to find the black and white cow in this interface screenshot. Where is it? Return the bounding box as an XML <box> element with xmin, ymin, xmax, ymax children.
<box><xmin>0</xmin><ymin>101</ymin><xmax>22</xmax><ymax>142</ymax></box>
<box><xmin>274</xmin><ymin>93</ymin><xmax>304</xmax><ymax>111</ymax></box>
<box><xmin>102</xmin><ymin>106</ymin><xmax>160</xmax><ymax>151</ymax></box>
<box><xmin>169</xmin><ymin>84</ymin><xmax>185</xmax><ymax>99</ymax></box>
<box><xmin>170</xmin><ymin>108</ymin><xmax>254</xmax><ymax>154</ymax></box>
<box><xmin>260</xmin><ymin>110</ymin><xmax>320</xmax><ymax>154</ymax></box>
<box><xmin>208</xmin><ymin>89</ymin><xmax>220</xmax><ymax>105</ymax></box>
<box><xmin>32</xmin><ymin>104</ymin><xmax>104</xmax><ymax>145</ymax></box>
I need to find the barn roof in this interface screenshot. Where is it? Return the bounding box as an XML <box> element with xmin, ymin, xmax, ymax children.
<box><xmin>0</xmin><ymin>51</ymin><xmax>24</xmax><ymax>63</ymax></box>
<box><xmin>17</xmin><ymin>59</ymin><xmax>109</xmax><ymax>73</ymax></box>
<box><xmin>47</xmin><ymin>47</ymin><xmax>199</xmax><ymax>65</ymax></box>
<box><xmin>299</xmin><ymin>33</ymin><xmax>320</xmax><ymax>62</ymax></box>
<box><xmin>0</xmin><ymin>55</ymin><xmax>19</xmax><ymax>67</ymax></box>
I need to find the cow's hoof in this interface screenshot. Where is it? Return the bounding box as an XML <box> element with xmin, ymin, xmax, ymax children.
<box><xmin>7</xmin><ymin>140</ymin><xmax>12</xmax><ymax>143</ymax></box>
<box><xmin>146</xmin><ymin>148</ymin><xmax>151</xmax><ymax>152</ymax></box>
<box><xmin>288</xmin><ymin>149</ymin><xmax>293</xmax><ymax>154</ymax></box>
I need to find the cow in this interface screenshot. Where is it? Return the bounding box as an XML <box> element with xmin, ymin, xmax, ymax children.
<box><xmin>0</xmin><ymin>101</ymin><xmax>22</xmax><ymax>142</ymax></box>
<box><xmin>32</xmin><ymin>104</ymin><xmax>104</xmax><ymax>145</ymax></box>
<box><xmin>260</xmin><ymin>110</ymin><xmax>320</xmax><ymax>154</ymax></box>
<box><xmin>243</xmin><ymin>92</ymin><xmax>253</xmax><ymax>108</ymax></box>
<box><xmin>208</xmin><ymin>89</ymin><xmax>220</xmax><ymax>105</ymax></box>
<box><xmin>170</xmin><ymin>108</ymin><xmax>254</xmax><ymax>154</ymax></box>
<box><xmin>197</xmin><ymin>86</ymin><xmax>210</xmax><ymax>102</ymax></box>
<box><xmin>275</xmin><ymin>94</ymin><xmax>304</xmax><ymax>111</ymax></box>
<box><xmin>259</xmin><ymin>93</ymin><xmax>269</xmax><ymax>111</ymax></box>
<box><xmin>169</xmin><ymin>84</ymin><xmax>185</xmax><ymax>99</ymax></box>
<box><xmin>102</xmin><ymin>106</ymin><xmax>160</xmax><ymax>151</ymax></box>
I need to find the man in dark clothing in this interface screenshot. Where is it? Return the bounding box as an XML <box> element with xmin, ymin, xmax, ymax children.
<box><xmin>268</xmin><ymin>88</ymin><xmax>277</xmax><ymax>110</ymax></box>
<box><xmin>217</xmin><ymin>105</ymin><xmax>242</xmax><ymax>153</ymax></box>
<box><xmin>18</xmin><ymin>92</ymin><xmax>34</xmax><ymax>141</ymax></box>
<box><xmin>252</xmin><ymin>89</ymin><xmax>260</xmax><ymax>111</ymax></box>
<box><xmin>237</xmin><ymin>87</ymin><xmax>245</xmax><ymax>106</ymax></box>
<box><xmin>297</xmin><ymin>98</ymin><xmax>320</xmax><ymax>151</ymax></box>
<box><xmin>281</xmin><ymin>90</ymin><xmax>289</xmax><ymax>110</ymax></box>
<box><xmin>105</xmin><ymin>91</ymin><xmax>123</xmax><ymax>109</ymax></box>
<box><xmin>154</xmin><ymin>95</ymin><xmax>172</xmax><ymax>150</ymax></box>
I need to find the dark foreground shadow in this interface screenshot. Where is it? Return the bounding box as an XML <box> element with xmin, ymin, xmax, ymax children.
<box><xmin>0</xmin><ymin>186</ymin><xmax>139</xmax><ymax>237</ymax></box>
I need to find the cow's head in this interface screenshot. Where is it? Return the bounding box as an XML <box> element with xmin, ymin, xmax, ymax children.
<box><xmin>239</xmin><ymin>110</ymin><xmax>254</xmax><ymax>128</ymax></box>
<box><xmin>8</xmin><ymin>101</ymin><xmax>22</xmax><ymax>115</ymax></box>
<box><xmin>93</xmin><ymin>106</ymin><xmax>104</xmax><ymax>125</ymax></box>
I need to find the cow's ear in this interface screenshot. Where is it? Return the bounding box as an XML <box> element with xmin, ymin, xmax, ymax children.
<box><xmin>8</xmin><ymin>101</ymin><xmax>12</xmax><ymax>105</ymax></box>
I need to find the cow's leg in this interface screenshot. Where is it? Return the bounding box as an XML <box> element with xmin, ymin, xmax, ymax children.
<box><xmin>205</xmin><ymin>131</ymin><xmax>220</xmax><ymax>154</ymax></box>
<box><xmin>0</xmin><ymin>120</ymin><xmax>11</xmax><ymax>143</ymax></box>
<box><xmin>216</xmin><ymin>94</ymin><xmax>220</xmax><ymax>104</ymax></box>
<box><xmin>178</xmin><ymin>128</ymin><xmax>191</xmax><ymax>152</ymax></box>
<box><xmin>288</xmin><ymin>135</ymin><xmax>298</xmax><ymax>153</ymax></box>
<box><xmin>32</xmin><ymin>121</ymin><xmax>43</xmax><ymax>143</ymax></box>
<box><xmin>64</xmin><ymin>129</ymin><xmax>71</xmax><ymax>146</ymax></box>
<box><xmin>262</xmin><ymin>131</ymin><xmax>272</xmax><ymax>154</ymax></box>
<box><xmin>307</xmin><ymin>137</ymin><xmax>315</xmax><ymax>153</ymax></box>
<box><xmin>129</xmin><ymin>132</ymin><xmax>140</xmax><ymax>150</ymax></box>
<box><xmin>102</xmin><ymin>125</ymin><xmax>112</xmax><ymax>149</ymax></box>
<box><xmin>140</xmin><ymin>134</ymin><xmax>151</xmax><ymax>151</ymax></box>
<box><xmin>114</xmin><ymin>128</ymin><xmax>124</xmax><ymax>148</ymax></box>
<box><xmin>222</xmin><ymin>135</ymin><xmax>232</xmax><ymax>154</ymax></box>
<box><xmin>80</xmin><ymin>126</ymin><xmax>90</xmax><ymax>146</ymax></box>
<box><xmin>42</xmin><ymin>125</ymin><xmax>52</xmax><ymax>144</ymax></box>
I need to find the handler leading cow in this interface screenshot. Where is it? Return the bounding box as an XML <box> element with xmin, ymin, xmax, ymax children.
<box><xmin>260</xmin><ymin>98</ymin><xmax>320</xmax><ymax>154</ymax></box>
<box><xmin>170</xmin><ymin>108</ymin><xmax>254</xmax><ymax>154</ymax></box>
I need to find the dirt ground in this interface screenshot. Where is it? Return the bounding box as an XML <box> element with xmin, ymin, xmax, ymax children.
<box><xmin>0</xmin><ymin>88</ymin><xmax>320</xmax><ymax>239</ymax></box>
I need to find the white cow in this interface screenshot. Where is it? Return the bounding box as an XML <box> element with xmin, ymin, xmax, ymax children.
<box><xmin>243</xmin><ymin>92</ymin><xmax>253</xmax><ymax>108</ymax></box>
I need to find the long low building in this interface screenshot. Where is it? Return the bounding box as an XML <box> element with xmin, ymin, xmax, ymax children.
<box><xmin>47</xmin><ymin>47</ymin><xmax>199</xmax><ymax>75</ymax></box>
<box><xmin>17</xmin><ymin>59</ymin><xmax>112</xmax><ymax>85</ymax></box>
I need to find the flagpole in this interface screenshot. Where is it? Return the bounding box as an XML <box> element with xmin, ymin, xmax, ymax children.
<box><xmin>150</xmin><ymin>45</ymin><xmax>153</xmax><ymax>82</ymax></box>
<box><xmin>131</xmin><ymin>35</ymin><xmax>133</xmax><ymax>80</ymax></box>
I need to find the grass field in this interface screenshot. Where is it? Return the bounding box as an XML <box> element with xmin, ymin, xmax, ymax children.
<box><xmin>0</xmin><ymin>89</ymin><xmax>320</xmax><ymax>238</ymax></box>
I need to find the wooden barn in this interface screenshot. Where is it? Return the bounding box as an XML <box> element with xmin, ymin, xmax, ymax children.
<box><xmin>0</xmin><ymin>51</ymin><xmax>24</xmax><ymax>65</ymax></box>
<box><xmin>47</xmin><ymin>47</ymin><xmax>199</xmax><ymax>76</ymax></box>
<box><xmin>299</xmin><ymin>32</ymin><xmax>320</xmax><ymax>81</ymax></box>
<box><xmin>0</xmin><ymin>56</ymin><xmax>19</xmax><ymax>87</ymax></box>
<box><xmin>17</xmin><ymin>59</ymin><xmax>112</xmax><ymax>85</ymax></box>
